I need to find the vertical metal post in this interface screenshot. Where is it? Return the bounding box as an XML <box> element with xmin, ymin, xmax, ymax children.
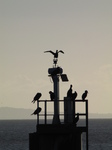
<box><xmin>45</xmin><ymin>100</ymin><xmax>47</xmax><ymax>124</ymax></box>
<box><xmin>37</xmin><ymin>100</ymin><xmax>39</xmax><ymax>125</ymax></box>
<box><xmin>48</xmin><ymin>67</ymin><xmax>63</xmax><ymax>124</ymax></box>
<box><xmin>86</xmin><ymin>100</ymin><xmax>88</xmax><ymax>150</ymax></box>
<box><xmin>52</xmin><ymin>75</ymin><xmax>60</xmax><ymax>124</ymax></box>
<box><xmin>73</xmin><ymin>99</ymin><xmax>75</xmax><ymax>123</ymax></box>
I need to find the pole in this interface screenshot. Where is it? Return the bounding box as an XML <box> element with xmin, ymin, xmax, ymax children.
<box><xmin>86</xmin><ymin>100</ymin><xmax>88</xmax><ymax>150</ymax></box>
<box><xmin>52</xmin><ymin>75</ymin><xmax>60</xmax><ymax>124</ymax></box>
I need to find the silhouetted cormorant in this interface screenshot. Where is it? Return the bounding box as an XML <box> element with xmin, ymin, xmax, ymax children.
<box><xmin>49</xmin><ymin>91</ymin><xmax>55</xmax><ymax>101</ymax></box>
<box><xmin>67</xmin><ymin>85</ymin><xmax>72</xmax><ymax>98</ymax></box>
<box><xmin>44</xmin><ymin>50</ymin><xmax>64</xmax><ymax>59</ymax></box>
<box><xmin>73</xmin><ymin>113</ymin><xmax>79</xmax><ymax>124</ymax></box>
<box><xmin>32</xmin><ymin>93</ymin><xmax>42</xmax><ymax>103</ymax></box>
<box><xmin>72</xmin><ymin>91</ymin><xmax>77</xmax><ymax>100</ymax></box>
<box><xmin>82</xmin><ymin>90</ymin><xmax>88</xmax><ymax>101</ymax></box>
<box><xmin>31</xmin><ymin>107</ymin><xmax>42</xmax><ymax>115</ymax></box>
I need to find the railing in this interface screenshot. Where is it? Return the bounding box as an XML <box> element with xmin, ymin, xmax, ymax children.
<box><xmin>37</xmin><ymin>99</ymin><xmax>88</xmax><ymax>127</ymax></box>
<box><xmin>37</xmin><ymin>99</ymin><xmax>88</xmax><ymax>150</ymax></box>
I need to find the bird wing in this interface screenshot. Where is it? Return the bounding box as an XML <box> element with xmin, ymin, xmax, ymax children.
<box><xmin>82</xmin><ymin>93</ymin><xmax>84</xmax><ymax>99</ymax></box>
<box><xmin>34</xmin><ymin>93</ymin><xmax>41</xmax><ymax>100</ymax></box>
<box><xmin>51</xmin><ymin>93</ymin><xmax>55</xmax><ymax>100</ymax></box>
<box><xmin>44</xmin><ymin>50</ymin><xmax>55</xmax><ymax>55</ymax></box>
<box><xmin>82</xmin><ymin>93</ymin><xmax>86</xmax><ymax>100</ymax></box>
<box><xmin>59</xmin><ymin>50</ymin><xmax>64</xmax><ymax>54</ymax></box>
<box><xmin>33</xmin><ymin>107</ymin><xmax>42</xmax><ymax>115</ymax></box>
<box><xmin>36</xmin><ymin>107</ymin><xmax>42</xmax><ymax>114</ymax></box>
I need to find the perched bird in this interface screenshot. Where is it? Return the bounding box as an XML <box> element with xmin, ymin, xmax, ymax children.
<box><xmin>44</xmin><ymin>50</ymin><xmax>64</xmax><ymax>59</ymax></box>
<box><xmin>72</xmin><ymin>91</ymin><xmax>78</xmax><ymax>100</ymax></box>
<box><xmin>67</xmin><ymin>84</ymin><xmax>72</xmax><ymax>98</ymax></box>
<box><xmin>49</xmin><ymin>91</ymin><xmax>55</xmax><ymax>101</ymax></box>
<box><xmin>73</xmin><ymin>113</ymin><xmax>79</xmax><ymax>124</ymax></box>
<box><xmin>31</xmin><ymin>107</ymin><xmax>42</xmax><ymax>115</ymax></box>
<box><xmin>32</xmin><ymin>93</ymin><xmax>42</xmax><ymax>103</ymax></box>
<box><xmin>82</xmin><ymin>90</ymin><xmax>88</xmax><ymax>101</ymax></box>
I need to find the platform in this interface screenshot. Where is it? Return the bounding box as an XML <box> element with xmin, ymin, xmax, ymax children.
<box><xmin>29</xmin><ymin>124</ymin><xmax>87</xmax><ymax>150</ymax></box>
<box><xmin>36</xmin><ymin>124</ymin><xmax>87</xmax><ymax>134</ymax></box>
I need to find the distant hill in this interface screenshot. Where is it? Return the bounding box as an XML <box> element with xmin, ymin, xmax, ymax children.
<box><xmin>0</xmin><ymin>107</ymin><xmax>36</xmax><ymax>120</ymax></box>
<box><xmin>0</xmin><ymin>107</ymin><xmax>112</xmax><ymax>120</ymax></box>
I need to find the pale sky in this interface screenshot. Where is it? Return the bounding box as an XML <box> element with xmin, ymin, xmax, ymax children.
<box><xmin>0</xmin><ymin>0</ymin><xmax>112</xmax><ymax>114</ymax></box>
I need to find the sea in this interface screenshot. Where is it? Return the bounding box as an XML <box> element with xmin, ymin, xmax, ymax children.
<box><xmin>0</xmin><ymin>119</ymin><xmax>112</xmax><ymax>150</ymax></box>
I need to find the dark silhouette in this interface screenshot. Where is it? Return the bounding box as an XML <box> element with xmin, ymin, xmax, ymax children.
<box><xmin>72</xmin><ymin>91</ymin><xmax>78</xmax><ymax>100</ymax></box>
<box><xmin>51</xmin><ymin>67</ymin><xmax>61</xmax><ymax>76</ymax></box>
<box><xmin>49</xmin><ymin>91</ymin><xmax>55</xmax><ymax>101</ymax></box>
<box><xmin>32</xmin><ymin>93</ymin><xmax>42</xmax><ymax>103</ymax></box>
<box><xmin>82</xmin><ymin>90</ymin><xmax>88</xmax><ymax>101</ymax></box>
<box><xmin>31</xmin><ymin>107</ymin><xmax>42</xmax><ymax>115</ymax></box>
<box><xmin>67</xmin><ymin>84</ymin><xmax>72</xmax><ymax>98</ymax></box>
<box><xmin>73</xmin><ymin>113</ymin><xmax>79</xmax><ymax>124</ymax></box>
<box><xmin>44</xmin><ymin>50</ymin><xmax>64</xmax><ymax>59</ymax></box>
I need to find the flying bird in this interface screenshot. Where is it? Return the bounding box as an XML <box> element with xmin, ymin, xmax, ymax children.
<box><xmin>72</xmin><ymin>91</ymin><xmax>78</xmax><ymax>100</ymax></box>
<box><xmin>31</xmin><ymin>107</ymin><xmax>42</xmax><ymax>115</ymax></box>
<box><xmin>44</xmin><ymin>50</ymin><xmax>64</xmax><ymax>59</ymax></box>
<box><xmin>82</xmin><ymin>90</ymin><xmax>88</xmax><ymax>101</ymax></box>
<box><xmin>32</xmin><ymin>93</ymin><xmax>42</xmax><ymax>103</ymax></box>
<box><xmin>67</xmin><ymin>84</ymin><xmax>72</xmax><ymax>98</ymax></box>
<box><xmin>49</xmin><ymin>91</ymin><xmax>55</xmax><ymax>101</ymax></box>
<box><xmin>73</xmin><ymin>113</ymin><xmax>79</xmax><ymax>124</ymax></box>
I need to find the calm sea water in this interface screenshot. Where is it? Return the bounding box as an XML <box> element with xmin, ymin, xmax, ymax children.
<box><xmin>0</xmin><ymin>119</ymin><xmax>112</xmax><ymax>150</ymax></box>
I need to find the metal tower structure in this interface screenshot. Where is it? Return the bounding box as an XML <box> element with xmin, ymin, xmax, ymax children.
<box><xmin>29</xmin><ymin>50</ymin><xmax>89</xmax><ymax>150</ymax></box>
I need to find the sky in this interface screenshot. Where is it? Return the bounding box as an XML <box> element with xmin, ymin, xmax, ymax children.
<box><xmin>0</xmin><ymin>0</ymin><xmax>112</xmax><ymax>114</ymax></box>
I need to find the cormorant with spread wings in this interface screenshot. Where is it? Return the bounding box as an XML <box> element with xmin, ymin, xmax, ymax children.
<box><xmin>44</xmin><ymin>50</ymin><xmax>64</xmax><ymax>59</ymax></box>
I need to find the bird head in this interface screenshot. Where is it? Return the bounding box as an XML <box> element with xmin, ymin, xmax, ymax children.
<box><xmin>85</xmin><ymin>90</ymin><xmax>88</xmax><ymax>93</ymax></box>
<box><xmin>49</xmin><ymin>91</ymin><xmax>52</xmax><ymax>94</ymax></box>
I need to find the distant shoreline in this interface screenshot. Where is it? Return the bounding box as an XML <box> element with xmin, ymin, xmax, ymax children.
<box><xmin>0</xmin><ymin>107</ymin><xmax>112</xmax><ymax>120</ymax></box>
